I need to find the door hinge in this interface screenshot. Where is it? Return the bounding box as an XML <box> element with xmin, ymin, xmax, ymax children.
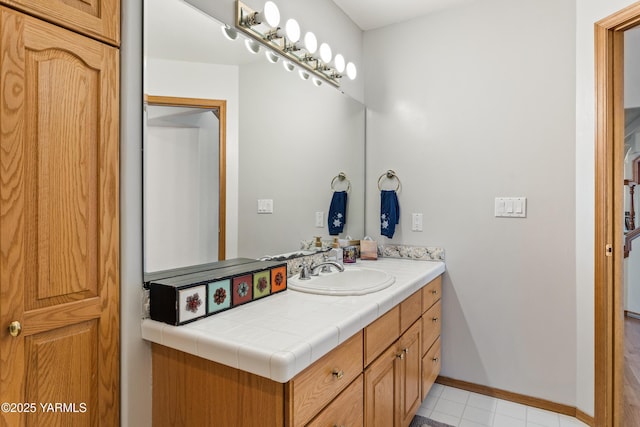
<box><xmin>606</xmin><ymin>244</ymin><xmax>613</xmax><ymax>256</ymax></box>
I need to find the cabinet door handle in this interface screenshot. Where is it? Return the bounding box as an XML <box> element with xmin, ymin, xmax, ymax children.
<box><xmin>332</xmin><ymin>369</ymin><xmax>344</xmax><ymax>380</ymax></box>
<box><xmin>396</xmin><ymin>352</ymin><xmax>405</xmax><ymax>360</ymax></box>
<box><xmin>432</xmin><ymin>317</ymin><xmax>439</xmax><ymax>323</ymax></box>
<box><xmin>403</xmin><ymin>348</ymin><xmax>409</xmax><ymax>354</ymax></box>
<box><xmin>431</xmin><ymin>289</ymin><xmax>438</xmax><ymax>295</ymax></box>
<box><xmin>333</xmin><ymin>425</ymin><xmax>345</xmax><ymax>427</ymax></box>
<box><xmin>432</xmin><ymin>357</ymin><xmax>439</xmax><ymax>363</ymax></box>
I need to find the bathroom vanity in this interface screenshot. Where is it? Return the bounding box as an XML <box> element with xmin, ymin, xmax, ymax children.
<box><xmin>142</xmin><ymin>258</ymin><xmax>444</xmax><ymax>426</ymax></box>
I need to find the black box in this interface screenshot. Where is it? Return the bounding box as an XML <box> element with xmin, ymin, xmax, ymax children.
<box><xmin>148</xmin><ymin>258</ymin><xmax>287</xmax><ymax>325</ymax></box>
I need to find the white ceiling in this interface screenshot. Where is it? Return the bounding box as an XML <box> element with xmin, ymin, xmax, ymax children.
<box><xmin>330</xmin><ymin>0</ymin><xmax>478</xmax><ymax>31</ymax></box>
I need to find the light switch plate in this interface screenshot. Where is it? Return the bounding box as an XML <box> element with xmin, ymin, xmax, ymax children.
<box><xmin>412</xmin><ymin>213</ymin><xmax>423</xmax><ymax>231</ymax></box>
<box><xmin>315</xmin><ymin>211</ymin><xmax>324</xmax><ymax>227</ymax></box>
<box><xmin>257</xmin><ymin>199</ymin><xmax>273</xmax><ymax>214</ymax></box>
<box><xmin>495</xmin><ymin>197</ymin><xmax>526</xmax><ymax>218</ymax></box>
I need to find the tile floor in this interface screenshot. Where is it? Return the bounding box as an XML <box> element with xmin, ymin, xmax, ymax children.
<box><xmin>417</xmin><ymin>384</ymin><xmax>590</xmax><ymax>427</ymax></box>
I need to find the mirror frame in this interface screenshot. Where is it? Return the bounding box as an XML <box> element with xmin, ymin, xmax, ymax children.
<box><xmin>144</xmin><ymin>94</ymin><xmax>227</xmax><ymax>261</ymax></box>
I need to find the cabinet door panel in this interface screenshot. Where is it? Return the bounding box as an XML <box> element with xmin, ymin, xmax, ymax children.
<box><xmin>398</xmin><ymin>321</ymin><xmax>421</xmax><ymax>427</ymax></box>
<box><xmin>0</xmin><ymin>7</ymin><xmax>119</xmax><ymax>426</ymax></box>
<box><xmin>365</xmin><ymin>344</ymin><xmax>399</xmax><ymax>427</ymax></box>
<box><xmin>1</xmin><ymin>0</ymin><xmax>119</xmax><ymax>45</ymax></box>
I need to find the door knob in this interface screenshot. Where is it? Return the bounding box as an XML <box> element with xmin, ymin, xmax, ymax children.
<box><xmin>8</xmin><ymin>321</ymin><xmax>22</xmax><ymax>337</ymax></box>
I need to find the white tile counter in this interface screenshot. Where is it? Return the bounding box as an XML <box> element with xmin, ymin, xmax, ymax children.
<box><xmin>141</xmin><ymin>258</ymin><xmax>445</xmax><ymax>383</ymax></box>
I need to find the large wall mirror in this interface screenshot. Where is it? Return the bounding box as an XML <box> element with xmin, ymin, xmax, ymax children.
<box><xmin>143</xmin><ymin>0</ymin><xmax>365</xmax><ymax>274</ymax></box>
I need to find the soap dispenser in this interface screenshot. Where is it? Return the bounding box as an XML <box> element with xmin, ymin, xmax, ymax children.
<box><xmin>332</xmin><ymin>237</ymin><xmax>343</xmax><ymax>266</ymax></box>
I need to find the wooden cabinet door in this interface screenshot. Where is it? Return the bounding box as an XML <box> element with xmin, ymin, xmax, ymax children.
<box><xmin>0</xmin><ymin>0</ymin><xmax>119</xmax><ymax>45</ymax></box>
<box><xmin>365</xmin><ymin>343</ymin><xmax>400</xmax><ymax>427</ymax></box>
<box><xmin>0</xmin><ymin>7</ymin><xmax>119</xmax><ymax>427</ymax></box>
<box><xmin>398</xmin><ymin>321</ymin><xmax>421</xmax><ymax>427</ymax></box>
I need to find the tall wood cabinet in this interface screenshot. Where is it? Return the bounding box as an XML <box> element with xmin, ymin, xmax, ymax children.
<box><xmin>0</xmin><ymin>2</ymin><xmax>119</xmax><ymax>426</ymax></box>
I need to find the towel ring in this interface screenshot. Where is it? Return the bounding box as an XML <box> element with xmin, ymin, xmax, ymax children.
<box><xmin>331</xmin><ymin>172</ymin><xmax>351</xmax><ymax>192</ymax></box>
<box><xmin>377</xmin><ymin>170</ymin><xmax>401</xmax><ymax>192</ymax></box>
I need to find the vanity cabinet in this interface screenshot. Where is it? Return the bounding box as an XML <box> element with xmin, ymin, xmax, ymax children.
<box><xmin>151</xmin><ymin>275</ymin><xmax>442</xmax><ymax>427</ymax></box>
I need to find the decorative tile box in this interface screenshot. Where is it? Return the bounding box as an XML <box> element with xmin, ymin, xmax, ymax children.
<box><xmin>147</xmin><ymin>258</ymin><xmax>287</xmax><ymax>326</ymax></box>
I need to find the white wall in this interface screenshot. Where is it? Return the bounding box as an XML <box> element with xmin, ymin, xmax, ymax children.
<box><xmin>364</xmin><ymin>0</ymin><xmax>578</xmax><ymax>407</ymax></box>
<box><xmin>626</xmin><ymin>27</ymin><xmax>640</xmax><ymax>109</ymax></box>
<box><xmin>237</xmin><ymin>59</ymin><xmax>365</xmax><ymax>258</ymax></box>
<box><xmin>144</xmin><ymin>112</ymin><xmax>219</xmax><ymax>271</ymax></box>
<box><xmin>146</xmin><ymin>58</ymin><xmax>241</xmax><ymax>259</ymax></box>
<box><xmin>121</xmin><ymin>0</ymin><xmax>150</xmax><ymax>425</ymax></box>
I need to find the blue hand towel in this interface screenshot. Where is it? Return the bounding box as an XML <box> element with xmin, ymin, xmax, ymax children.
<box><xmin>381</xmin><ymin>190</ymin><xmax>400</xmax><ymax>238</ymax></box>
<box><xmin>328</xmin><ymin>191</ymin><xmax>347</xmax><ymax>235</ymax></box>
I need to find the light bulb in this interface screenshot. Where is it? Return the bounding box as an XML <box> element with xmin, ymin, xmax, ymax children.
<box><xmin>285</xmin><ymin>19</ymin><xmax>300</xmax><ymax>43</ymax></box>
<box><xmin>334</xmin><ymin>54</ymin><xmax>345</xmax><ymax>73</ymax></box>
<box><xmin>298</xmin><ymin>69</ymin><xmax>310</xmax><ymax>80</ymax></box>
<box><xmin>319</xmin><ymin>43</ymin><xmax>332</xmax><ymax>63</ymax></box>
<box><xmin>304</xmin><ymin>32</ymin><xmax>318</xmax><ymax>54</ymax></box>
<box><xmin>265</xmin><ymin>50</ymin><xmax>279</xmax><ymax>63</ymax></box>
<box><xmin>262</xmin><ymin>1</ymin><xmax>280</xmax><ymax>27</ymax></box>
<box><xmin>346</xmin><ymin>62</ymin><xmax>357</xmax><ymax>80</ymax></box>
<box><xmin>221</xmin><ymin>25</ymin><xmax>238</xmax><ymax>41</ymax></box>
<box><xmin>283</xmin><ymin>61</ymin><xmax>295</xmax><ymax>72</ymax></box>
<box><xmin>245</xmin><ymin>39</ymin><xmax>261</xmax><ymax>54</ymax></box>
<box><xmin>312</xmin><ymin>77</ymin><xmax>323</xmax><ymax>87</ymax></box>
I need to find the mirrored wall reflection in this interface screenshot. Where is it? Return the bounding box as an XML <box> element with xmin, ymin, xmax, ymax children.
<box><xmin>144</xmin><ymin>104</ymin><xmax>222</xmax><ymax>273</ymax></box>
<box><xmin>144</xmin><ymin>0</ymin><xmax>365</xmax><ymax>268</ymax></box>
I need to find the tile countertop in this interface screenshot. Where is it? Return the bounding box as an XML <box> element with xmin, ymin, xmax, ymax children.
<box><xmin>141</xmin><ymin>258</ymin><xmax>445</xmax><ymax>383</ymax></box>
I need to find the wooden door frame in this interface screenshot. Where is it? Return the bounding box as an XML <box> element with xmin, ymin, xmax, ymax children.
<box><xmin>144</xmin><ymin>95</ymin><xmax>227</xmax><ymax>260</ymax></box>
<box><xmin>595</xmin><ymin>3</ymin><xmax>640</xmax><ymax>426</ymax></box>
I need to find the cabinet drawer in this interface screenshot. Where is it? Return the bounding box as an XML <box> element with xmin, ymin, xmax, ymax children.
<box><xmin>289</xmin><ymin>332</ymin><xmax>363</xmax><ymax>426</ymax></box>
<box><xmin>422</xmin><ymin>337</ymin><xmax>441</xmax><ymax>401</ymax></box>
<box><xmin>400</xmin><ymin>289</ymin><xmax>422</xmax><ymax>333</ymax></box>
<box><xmin>422</xmin><ymin>276</ymin><xmax>442</xmax><ymax>312</ymax></box>
<box><xmin>422</xmin><ymin>301</ymin><xmax>441</xmax><ymax>355</ymax></box>
<box><xmin>364</xmin><ymin>306</ymin><xmax>399</xmax><ymax>366</ymax></box>
<box><xmin>306</xmin><ymin>374</ymin><xmax>363</xmax><ymax>427</ymax></box>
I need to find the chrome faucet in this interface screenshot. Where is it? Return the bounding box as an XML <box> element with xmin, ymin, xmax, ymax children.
<box><xmin>298</xmin><ymin>260</ymin><xmax>345</xmax><ymax>280</ymax></box>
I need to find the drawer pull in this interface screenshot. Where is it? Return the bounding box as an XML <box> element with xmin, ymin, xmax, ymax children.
<box><xmin>332</xmin><ymin>369</ymin><xmax>344</xmax><ymax>380</ymax></box>
<box><xmin>432</xmin><ymin>317</ymin><xmax>439</xmax><ymax>323</ymax></box>
<box><xmin>396</xmin><ymin>352</ymin><xmax>405</xmax><ymax>360</ymax></box>
<box><xmin>403</xmin><ymin>348</ymin><xmax>409</xmax><ymax>354</ymax></box>
<box><xmin>432</xmin><ymin>357</ymin><xmax>439</xmax><ymax>363</ymax></box>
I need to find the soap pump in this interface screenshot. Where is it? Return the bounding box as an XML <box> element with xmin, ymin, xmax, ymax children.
<box><xmin>332</xmin><ymin>237</ymin><xmax>343</xmax><ymax>266</ymax></box>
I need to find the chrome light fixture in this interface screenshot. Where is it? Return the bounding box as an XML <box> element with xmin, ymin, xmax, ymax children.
<box><xmin>235</xmin><ymin>0</ymin><xmax>356</xmax><ymax>87</ymax></box>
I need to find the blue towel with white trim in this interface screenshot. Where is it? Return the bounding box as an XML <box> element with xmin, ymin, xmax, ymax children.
<box><xmin>381</xmin><ymin>190</ymin><xmax>399</xmax><ymax>238</ymax></box>
<box><xmin>328</xmin><ymin>191</ymin><xmax>347</xmax><ymax>235</ymax></box>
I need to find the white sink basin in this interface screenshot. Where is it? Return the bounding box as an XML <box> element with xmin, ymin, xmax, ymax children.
<box><xmin>288</xmin><ymin>266</ymin><xmax>396</xmax><ymax>296</ymax></box>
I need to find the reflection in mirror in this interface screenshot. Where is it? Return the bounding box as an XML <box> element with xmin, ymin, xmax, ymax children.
<box><xmin>144</xmin><ymin>0</ymin><xmax>365</xmax><ymax>267</ymax></box>
<box><xmin>144</xmin><ymin>96</ymin><xmax>226</xmax><ymax>273</ymax></box>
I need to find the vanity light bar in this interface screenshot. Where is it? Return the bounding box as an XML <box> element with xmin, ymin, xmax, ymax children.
<box><xmin>235</xmin><ymin>0</ymin><xmax>346</xmax><ymax>87</ymax></box>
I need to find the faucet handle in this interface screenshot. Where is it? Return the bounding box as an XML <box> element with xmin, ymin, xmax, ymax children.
<box><xmin>298</xmin><ymin>259</ymin><xmax>312</xmax><ymax>280</ymax></box>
